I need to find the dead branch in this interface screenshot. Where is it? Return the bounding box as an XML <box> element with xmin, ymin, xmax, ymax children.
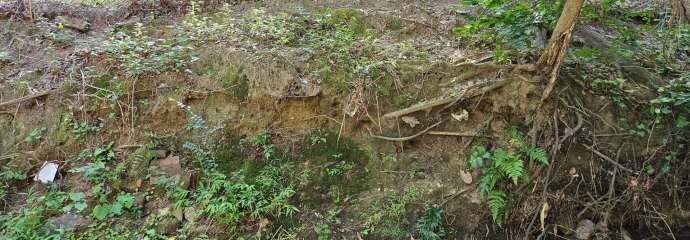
<box><xmin>370</xmin><ymin>121</ymin><xmax>443</xmax><ymax>141</ymax></box>
<box><xmin>583</xmin><ymin>144</ymin><xmax>634</xmax><ymax>173</ymax></box>
<box><xmin>426</xmin><ymin>131</ymin><xmax>485</xmax><ymax>137</ymax></box>
<box><xmin>0</xmin><ymin>89</ymin><xmax>53</xmax><ymax>108</ymax></box>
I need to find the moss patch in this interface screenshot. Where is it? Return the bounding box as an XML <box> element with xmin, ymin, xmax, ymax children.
<box><xmin>296</xmin><ymin>131</ymin><xmax>370</xmax><ymax>208</ymax></box>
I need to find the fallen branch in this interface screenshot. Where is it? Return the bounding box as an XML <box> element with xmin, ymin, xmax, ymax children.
<box><xmin>583</xmin><ymin>144</ymin><xmax>634</xmax><ymax>173</ymax></box>
<box><xmin>0</xmin><ymin>89</ymin><xmax>53</xmax><ymax>108</ymax></box>
<box><xmin>370</xmin><ymin>121</ymin><xmax>443</xmax><ymax>141</ymax></box>
<box><xmin>427</xmin><ymin>131</ymin><xmax>485</xmax><ymax>137</ymax></box>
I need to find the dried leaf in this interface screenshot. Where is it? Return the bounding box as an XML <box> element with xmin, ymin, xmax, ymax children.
<box><xmin>451</xmin><ymin>109</ymin><xmax>469</xmax><ymax>122</ymax></box>
<box><xmin>401</xmin><ymin>116</ymin><xmax>421</xmax><ymax>128</ymax></box>
<box><xmin>540</xmin><ymin>202</ymin><xmax>550</xmax><ymax>231</ymax></box>
<box><xmin>459</xmin><ymin>169</ymin><xmax>473</xmax><ymax>184</ymax></box>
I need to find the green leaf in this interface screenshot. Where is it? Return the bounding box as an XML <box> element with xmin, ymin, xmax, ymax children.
<box><xmin>92</xmin><ymin>204</ymin><xmax>112</xmax><ymax>220</ymax></box>
<box><xmin>111</xmin><ymin>202</ymin><xmax>123</xmax><ymax>215</ymax></box>
<box><xmin>469</xmin><ymin>146</ymin><xmax>490</xmax><ymax>168</ymax></box>
<box><xmin>69</xmin><ymin>192</ymin><xmax>85</xmax><ymax>201</ymax></box>
<box><xmin>524</xmin><ymin>146</ymin><xmax>549</xmax><ymax>165</ymax></box>
<box><xmin>493</xmin><ymin>149</ymin><xmax>524</xmax><ymax>185</ymax></box>
<box><xmin>676</xmin><ymin>116</ymin><xmax>689</xmax><ymax>128</ymax></box>
<box><xmin>74</xmin><ymin>202</ymin><xmax>88</xmax><ymax>212</ymax></box>
<box><xmin>116</xmin><ymin>192</ymin><xmax>136</xmax><ymax>209</ymax></box>
<box><xmin>487</xmin><ymin>190</ymin><xmax>507</xmax><ymax>224</ymax></box>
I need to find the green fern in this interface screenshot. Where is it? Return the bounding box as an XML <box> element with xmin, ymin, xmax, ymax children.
<box><xmin>493</xmin><ymin>149</ymin><xmax>525</xmax><ymax>185</ymax></box>
<box><xmin>415</xmin><ymin>203</ymin><xmax>446</xmax><ymax>240</ymax></box>
<box><xmin>478</xmin><ymin>168</ymin><xmax>500</xmax><ymax>196</ymax></box>
<box><xmin>487</xmin><ymin>190</ymin><xmax>508</xmax><ymax>223</ymax></box>
<box><xmin>469</xmin><ymin>146</ymin><xmax>491</xmax><ymax>168</ymax></box>
<box><xmin>506</xmin><ymin>126</ymin><xmax>526</xmax><ymax>147</ymax></box>
<box><xmin>524</xmin><ymin>146</ymin><xmax>549</xmax><ymax>165</ymax></box>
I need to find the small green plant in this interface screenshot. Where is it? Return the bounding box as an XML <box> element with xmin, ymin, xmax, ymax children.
<box><xmin>362</xmin><ymin>187</ymin><xmax>419</xmax><ymax>237</ymax></box>
<box><xmin>415</xmin><ymin>203</ymin><xmax>446</xmax><ymax>240</ymax></box>
<box><xmin>61</xmin><ymin>192</ymin><xmax>88</xmax><ymax>213</ymax></box>
<box><xmin>176</xmin><ymin>1</ymin><xmax>235</xmax><ymax>43</ymax></box>
<box><xmin>469</xmin><ymin>128</ymin><xmax>549</xmax><ymax>224</ymax></box>
<box><xmin>95</xmin><ymin>23</ymin><xmax>197</xmax><ymax>77</ymax></box>
<box><xmin>0</xmin><ymin>188</ymin><xmax>66</xmax><ymax>239</ymax></box>
<box><xmin>61</xmin><ymin>114</ymin><xmax>101</xmax><ymax>139</ymax></box>
<box><xmin>253</xmin><ymin>130</ymin><xmax>275</xmax><ymax>160</ymax></box>
<box><xmin>314</xmin><ymin>222</ymin><xmax>332</xmax><ymax>240</ymax></box>
<box><xmin>454</xmin><ymin>0</ymin><xmax>560</xmax><ymax>58</ymax></box>
<box><xmin>177</xmin><ymin>101</ymin><xmax>298</xmax><ymax>233</ymax></box>
<box><xmin>325</xmin><ymin>154</ymin><xmax>353</xmax><ymax>177</ymax></box>
<box><xmin>309</xmin><ymin>130</ymin><xmax>328</xmax><ymax>145</ymax></box>
<box><xmin>24</xmin><ymin>127</ymin><xmax>47</xmax><ymax>144</ymax></box>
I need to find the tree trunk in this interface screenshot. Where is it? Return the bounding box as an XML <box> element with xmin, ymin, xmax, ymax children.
<box><xmin>537</xmin><ymin>0</ymin><xmax>585</xmax><ymax>101</ymax></box>
<box><xmin>672</xmin><ymin>0</ymin><xmax>690</xmax><ymax>24</ymax></box>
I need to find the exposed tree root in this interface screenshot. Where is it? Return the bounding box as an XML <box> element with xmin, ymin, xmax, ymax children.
<box><xmin>583</xmin><ymin>144</ymin><xmax>634</xmax><ymax>173</ymax></box>
<box><xmin>370</xmin><ymin>121</ymin><xmax>443</xmax><ymax>141</ymax></box>
<box><xmin>0</xmin><ymin>89</ymin><xmax>53</xmax><ymax>108</ymax></box>
<box><xmin>382</xmin><ymin>64</ymin><xmax>536</xmax><ymax>119</ymax></box>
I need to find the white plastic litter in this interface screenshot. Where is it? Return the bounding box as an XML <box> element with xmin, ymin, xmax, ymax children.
<box><xmin>35</xmin><ymin>161</ymin><xmax>59</xmax><ymax>184</ymax></box>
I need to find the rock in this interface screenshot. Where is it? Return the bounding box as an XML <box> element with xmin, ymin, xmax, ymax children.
<box><xmin>34</xmin><ymin>161</ymin><xmax>58</xmax><ymax>184</ymax></box>
<box><xmin>184</xmin><ymin>207</ymin><xmax>199</xmax><ymax>222</ymax></box>
<box><xmin>172</xmin><ymin>207</ymin><xmax>184</xmax><ymax>222</ymax></box>
<box><xmin>133</xmin><ymin>193</ymin><xmax>146</xmax><ymax>207</ymax></box>
<box><xmin>155</xmin><ymin>216</ymin><xmax>180</xmax><ymax>234</ymax></box>
<box><xmin>575</xmin><ymin>219</ymin><xmax>595</xmax><ymax>239</ymax></box>
<box><xmin>150</xmin><ymin>155</ymin><xmax>184</xmax><ymax>185</ymax></box>
<box><xmin>55</xmin><ymin>15</ymin><xmax>90</xmax><ymax>32</ymax></box>
<box><xmin>46</xmin><ymin>213</ymin><xmax>89</xmax><ymax>231</ymax></box>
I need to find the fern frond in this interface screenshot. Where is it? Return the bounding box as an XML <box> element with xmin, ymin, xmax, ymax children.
<box><xmin>493</xmin><ymin>149</ymin><xmax>525</xmax><ymax>185</ymax></box>
<box><xmin>478</xmin><ymin>168</ymin><xmax>500</xmax><ymax>196</ymax></box>
<box><xmin>468</xmin><ymin>145</ymin><xmax>491</xmax><ymax>168</ymax></box>
<box><xmin>506</xmin><ymin>127</ymin><xmax>526</xmax><ymax>147</ymax></box>
<box><xmin>524</xmin><ymin>146</ymin><xmax>549</xmax><ymax>165</ymax></box>
<box><xmin>487</xmin><ymin>190</ymin><xmax>508</xmax><ymax>224</ymax></box>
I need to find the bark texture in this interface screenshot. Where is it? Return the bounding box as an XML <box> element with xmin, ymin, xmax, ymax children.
<box><xmin>672</xmin><ymin>0</ymin><xmax>690</xmax><ymax>24</ymax></box>
<box><xmin>537</xmin><ymin>0</ymin><xmax>585</xmax><ymax>101</ymax></box>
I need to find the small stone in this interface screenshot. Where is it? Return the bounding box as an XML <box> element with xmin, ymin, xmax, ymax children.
<box><xmin>155</xmin><ymin>216</ymin><xmax>180</xmax><ymax>234</ymax></box>
<box><xmin>46</xmin><ymin>213</ymin><xmax>89</xmax><ymax>231</ymax></box>
<box><xmin>575</xmin><ymin>219</ymin><xmax>595</xmax><ymax>239</ymax></box>
<box><xmin>155</xmin><ymin>150</ymin><xmax>167</xmax><ymax>158</ymax></box>
<box><xmin>172</xmin><ymin>207</ymin><xmax>184</xmax><ymax>222</ymax></box>
<box><xmin>55</xmin><ymin>16</ymin><xmax>90</xmax><ymax>32</ymax></box>
<box><xmin>133</xmin><ymin>193</ymin><xmax>146</xmax><ymax>207</ymax></box>
<box><xmin>184</xmin><ymin>207</ymin><xmax>199</xmax><ymax>222</ymax></box>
